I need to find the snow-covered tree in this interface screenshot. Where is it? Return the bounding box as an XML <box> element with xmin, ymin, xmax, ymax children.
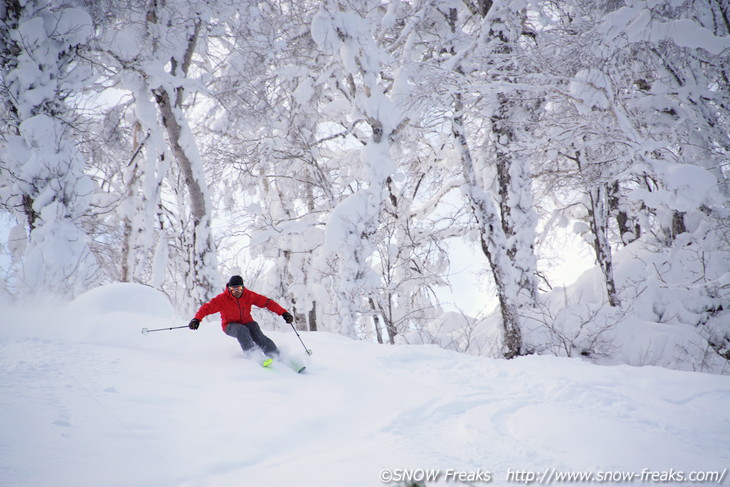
<box><xmin>534</xmin><ymin>0</ymin><xmax>730</xmax><ymax>308</ymax></box>
<box><xmin>0</xmin><ymin>0</ymin><xmax>99</xmax><ymax>297</ymax></box>
<box><xmin>193</xmin><ymin>0</ymin><xmax>329</xmax><ymax>330</ymax></box>
<box><xmin>406</xmin><ymin>1</ymin><xmax>543</xmax><ymax>358</ymax></box>
<box><xmin>308</xmin><ymin>0</ymin><xmax>406</xmax><ymax>336</ymax></box>
<box><xmin>87</xmin><ymin>0</ymin><xmax>221</xmax><ymax>308</ymax></box>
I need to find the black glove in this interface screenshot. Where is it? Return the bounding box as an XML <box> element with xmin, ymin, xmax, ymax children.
<box><xmin>188</xmin><ymin>318</ymin><xmax>200</xmax><ymax>330</ymax></box>
<box><xmin>282</xmin><ymin>312</ymin><xmax>294</xmax><ymax>324</ymax></box>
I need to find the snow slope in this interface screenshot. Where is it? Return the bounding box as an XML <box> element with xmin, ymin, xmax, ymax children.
<box><xmin>1</xmin><ymin>284</ymin><xmax>729</xmax><ymax>487</ymax></box>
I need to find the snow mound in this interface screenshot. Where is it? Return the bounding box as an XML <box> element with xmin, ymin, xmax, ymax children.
<box><xmin>58</xmin><ymin>283</ymin><xmax>181</xmax><ymax>348</ymax></box>
<box><xmin>66</xmin><ymin>282</ymin><xmax>175</xmax><ymax>318</ymax></box>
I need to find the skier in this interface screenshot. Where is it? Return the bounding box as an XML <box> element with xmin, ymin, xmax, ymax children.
<box><xmin>188</xmin><ymin>275</ymin><xmax>294</xmax><ymax>360</ymax></box>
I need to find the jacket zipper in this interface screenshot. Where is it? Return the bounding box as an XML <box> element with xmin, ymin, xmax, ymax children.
<box><xmin>237</xmin><ymin>290</ymin><xmax>244</xmax><ymax>324</ymax></box>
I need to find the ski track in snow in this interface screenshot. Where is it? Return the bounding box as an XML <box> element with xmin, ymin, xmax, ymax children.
<box><xmin>1</xmin><ymin>285</ymin><xmax>730</xmax><ymax>487</ymax></box>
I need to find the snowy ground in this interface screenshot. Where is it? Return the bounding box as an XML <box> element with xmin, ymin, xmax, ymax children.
<box><xmin>1</xmin><ymin>283</ymin><xmax>729</xmax><ymax>487</ymax></box>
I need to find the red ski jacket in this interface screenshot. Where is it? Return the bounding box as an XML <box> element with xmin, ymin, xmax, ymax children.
<box><xmin>194</xmin><ymin>287</ymin><xmax>287</xmax><ymax>332</ymax></box>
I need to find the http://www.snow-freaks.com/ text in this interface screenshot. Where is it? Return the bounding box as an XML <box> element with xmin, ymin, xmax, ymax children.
<box><xmin>379</xmin><ymin>467</ymin><xmax>728</xmax><ymax>484</ymax></box>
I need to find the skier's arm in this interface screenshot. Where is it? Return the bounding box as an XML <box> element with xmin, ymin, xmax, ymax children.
<box><xmin>261</xmin><ymin>296</ymin><xmax>293</xmax><ymax>323</ymax></box>
<box><xmin>193</xmin><ymin>295</ymin><xmax>223</xmax><ymax>322</ymax></box>
<box><xmin>251</xmin><ymin>291</ymin><xmax>287</xmax><ymax>315</ymax></box>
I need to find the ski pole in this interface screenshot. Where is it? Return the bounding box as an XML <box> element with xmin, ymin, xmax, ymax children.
<box><xmin>141</xmin><ymin>325</ymin><xmax>188</xmax><ymax>335</ymax></box>
<box><xmin>289</xmin><ymin>321</ymin><xmax>313</xmax><ymax>356</ymax></box>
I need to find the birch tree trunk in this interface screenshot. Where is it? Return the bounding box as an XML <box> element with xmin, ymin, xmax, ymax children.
<box><xmin>452</xmin><ymin>105</ymin><xmax>524</xmax><ymax>358</ymax></box>
<box><xmin>587</xmin><ymin>184</ymin><xmax>620</xmax><ymax>307</ymax></box>
<box><xmin>146</xmin><ymin>13</ymin><xmax>217</xmax><ymax>303</ymax></box>
<box><xmin>153</xmin><ymin>87</ymin><xmax>216</xmax><ymax>300</ymax></box>
<box><xmin>445</xmin><ymin>2</ymin><xmax>540</xmax><ymax>358</ymax></box>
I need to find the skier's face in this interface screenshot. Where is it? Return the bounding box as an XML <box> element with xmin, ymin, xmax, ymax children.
<box><xmin>230</xmin><ymin>285</ymin><xmax>243</xmax><ymax>298</ymax></box>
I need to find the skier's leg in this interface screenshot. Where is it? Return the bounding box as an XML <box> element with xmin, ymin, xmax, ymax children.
<box><xmin>225</xmin><ymin>323</ymin><xmax>255</xmax><ymax>353</ymax></box>
<box><xmin>244</xmin><ymin>321</ymin><xmax>279</xmax><ymax>357</ymax></box>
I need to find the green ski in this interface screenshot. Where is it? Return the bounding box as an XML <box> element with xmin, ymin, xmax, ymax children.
<box><xmin>261</xmin><ymin>357</ymin><xmax>306</xmax><ymax>373</ymax></box>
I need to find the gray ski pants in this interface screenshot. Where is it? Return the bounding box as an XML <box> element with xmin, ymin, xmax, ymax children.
<box><xmin>225</xmin><ymin>322</ymin><xmax>279</xmax><ymax>357</ymax></box>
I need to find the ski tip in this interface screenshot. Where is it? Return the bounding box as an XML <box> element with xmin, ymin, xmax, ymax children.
<box><xmin>262</xmin><ymin>358</ymin><xmax>274</xmax><ymax>368</ymax></box>
<box><xmin>297</xmin><ymin>366</ymin><xmax>306</xmax><ymax>374</ymax></box>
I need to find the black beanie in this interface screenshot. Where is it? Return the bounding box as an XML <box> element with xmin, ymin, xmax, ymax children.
<box><xmin>227</xmin><ymin>275</ymin><xmax>244</xmax><ymax>287</ymax></box>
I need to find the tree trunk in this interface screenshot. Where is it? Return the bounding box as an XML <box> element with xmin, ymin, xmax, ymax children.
<box><xmin>370</xmin><ymin>297</ymin><xmax>384</xmax><ymax>344</ymax></box>
<box><xmin>150</xmin><ymin>19</ymin><xmax>216</xmax><ymax>301</ymax></box>
<box><xmin>492</xmin><ymin>93</ymin><xmax>540</xmax><ymax>306</ymax></box>
<box><xmin>445</xmin><ymin>4</ymin><xmax>538</xmax><ymax>359</ymax></box>
<box><xmin>452</xmin><ymin>100</ymin><xmax>523</xmax><ymax>359</ymax></box>
<box><xmin>308</xmin><ymin>301</ymin><xmax>318</xmax><ymax>332</ymax></box>
<box><xmin>588</xmin><ymin>185</ymin><xmax>620</xmax><ymax>307</ymax></box>
<box><xmin>609</xmin><ymin>182</ymin><xmax>640</xmax><ymax>245</ymax></box>
<box><xmin>153</xmin><ymin>87</ymin><xmax>216</xmax><ymax>299</ymax></box>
